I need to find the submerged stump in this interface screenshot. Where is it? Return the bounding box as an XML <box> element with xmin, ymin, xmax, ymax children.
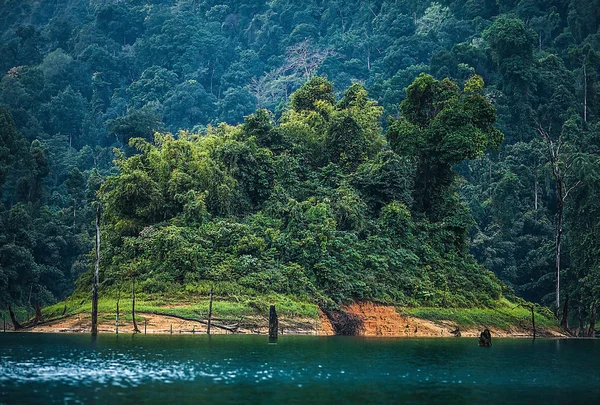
<box><xmin>478</xmin><ymin>329</ymin><xmax>492</xmax><ymax>347</ymax></box>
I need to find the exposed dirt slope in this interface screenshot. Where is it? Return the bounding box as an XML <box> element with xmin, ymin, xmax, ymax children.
<box><xmin>318</xmin><ymin>301</ymin><xmax>565</xmax><ymax>338</ymax></box>
<box><xmin>317</xmin><ymin>302</ymin><xmax>452</xmax><ymax>337</ymax></box>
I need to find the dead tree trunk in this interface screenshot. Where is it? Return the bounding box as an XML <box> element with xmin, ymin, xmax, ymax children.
<box><xmin>116</xmin><ymin>286</ymin><xmax>121</xmax><ymax>335</ymax></box>
<box><xmin>588</xmin><ymin>302</ymin><xmax>597</xmax><ymax>338</ymax></box>
<box><xmin>578</xmin><ymin>300</ymin><xmax>585</xmax><ymax>337</ymax></box>
<box><xmin>8</xmin><ymin>305</ymin><xmax>22</xmax><ymax>330</ymax></box>
<box><xmin>269</xmin><ymin>305</ymin><xmax>278</xmax><ymax>340</ymax></box>
<box><xmin>131</xmin><ymin>278</ymin><xmax>140</xmax><ymax>333</ymax></box>
<box><xmin>560</xmin><ymin>294</ymin><xmax>569</xmax><ymax>331</ymax></box>
<box><xmin>91</xmin><ymin>207</ymin><xmax>100</xmax><ymax>335</ymax></box>
<box><xmin>33</xmin><ymin>303</ymin><xmax>43</xmax><ymax>326</ymax></box>
<box><xmin>207</xmin><ymin>285</ymin><xmax>213</xmax><ymax>335</ymax></box>
<box><xmin>536</xmin><ymin>124</ymin><xmax>581</xmax><ymax>317</ymax></box>
<box><xmin>531</xmin><ymin>306</ymin><xmax>536</xmax><ymax>340</ymax></box>
<box><xmin>555</xmin><ymin>204</ymin><xmax>564</xmax><ymax>315</ymax></box>
<box><xmin>27</xmin><ymin>284</ymin><xmax>32</xmax><ymax>322</ymax></box>
<box><xmin>584</xmin><ymin>62</ymin><xmax>587</xmax><ymax>123</ymax></box>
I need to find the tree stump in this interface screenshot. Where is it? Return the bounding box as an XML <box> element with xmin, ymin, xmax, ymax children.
<box><xmin>478</xmin><ymin>329</ymin><xmax>492</xmax><ymax>347</ymax></box>
<box><xmin>269</xmin><ymin>305</ymin><xmax>278</xmax><ymax>341</ymax></box>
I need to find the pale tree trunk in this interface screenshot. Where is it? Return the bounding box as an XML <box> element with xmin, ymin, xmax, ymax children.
<box><xmin>588</xmin><ymin>302</ymin><xmax>596</xmax><ymax>338</ymax></box>
<box><xmin>91</xmin><ymin>207</ymin><xmax>100</xmax><ymax>335</ymax></box>
<box><xmin>560</xmin><ymin>293</ymin><xmax>569</xmax><ymax>331</ymax></box>
<box><xmin>534</xmin><ymin>172</ymin><xmax>539</xmax><ymax>211</ymax></box>
<box><xmin>536</xmin><ymin>124</ymin><xmax>581</xmax><ymax>318</ymax></box>
<box><xmin>116</xmin><ymin>285</ymin><xmax>121</xmax><ymax>335</ymax></box>
<box><xmin>207</xmin><ymin>285</ymin><xmax>213</xmax><ymax>335</ymax></box>
<box><xmin>578</xmin><ymin>300</ymin><xmax>584</xmax><ymax>337</ymax></box>
<box><xmin>555</xmin><ymin>200</ymin><xmax>563</xmax><ymax>314</ymax></box>
<box><xmin>584</xmin><ymin>63</ymin><xmax>587</xmax><ymax>123</ymax></box>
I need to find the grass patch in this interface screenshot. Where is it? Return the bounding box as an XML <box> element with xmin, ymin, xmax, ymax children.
<box><xmin>42</xmin><ymin>290</ymin><xmax>319</xmax><ymax>322</ymax></box>
<box><xmin>402</xmin><ymin>298</ymin><xmax>557</xmax><ymax>330</ymax></box>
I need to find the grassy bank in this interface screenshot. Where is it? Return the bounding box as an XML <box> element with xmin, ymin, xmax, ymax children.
<box><xmin>402</xmin><ymin>298</ymin><xmax>557</xmax><ymax>331</ymax></box>
<box><xmin>41</xmin><ymin>293</ymin><xmax>319</xmax><ymax>324</ymax></box>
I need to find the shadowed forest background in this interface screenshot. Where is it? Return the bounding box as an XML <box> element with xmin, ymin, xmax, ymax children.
<box><xmin>0</xmin><ymin>0</ymin><xmax>599</xmax><ymax>331</ymax></box>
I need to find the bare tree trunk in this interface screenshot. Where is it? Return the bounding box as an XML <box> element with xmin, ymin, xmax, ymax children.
<box><xmin>91</xmin><ymin>207</ymin><xmax>100</xmax><ymax>335</ymax></box>
<box><xmin>489</xmin><ymin>158</ymin><xmax>492</xmax><ymax>198</ymax></box>
<box><xmin>560</xmin><ymin>293</ymin><xmax>569</xmax><ymax>331</ymax></box>
<box><xmin>116</xmin><ymin>286</ymin><xmax>121</xmax><ymax>335</ymax></box>
<box><xmin>535</xmin><ymin>123</ymin><xmax>581</xmax><ymax>319</ymax></box>
<box><xmin>207</xmin><ymin>285</ymin><xmax>213</xmax><ymax>335</ymax></box>
<box><xmin>131</xmin><ymin>278</ymin><xmax>140</xmax><ymax>333</ymax></box>
<box><xmin>27</xmin><ymin>284</ymin><xmax>32</xmax><ymax>322</ymax></box>
<box><xmin>588</xmin><ymin>302</ymin><xmax>597</xmax><ymax>338</ymax></box>
<box><xmin>531</xmin><ymin>306</ymin><xmax>536</xmax><ymax>340</ymax></box>
<box><xmin>8</xmin><ymin>305</ymin><xmax>22</xmax><ymax>330</ymax></box>
<box><xmin>34</xmin><ymin>303</ymin><xmax>43</xmax><ymax>326</ymax></box>
<box><xmin>555</xmin><ymin>201</ymin><xmax>563</xmax><ymax>314</ymax></box>
<box><xmin>583</xmin><ymin>63</ymin><xmax>587</xmax><ymax>122</ymax></box>
<box><xmin>534</xmin><ymin>175</ymin><xmax>538</xmax><ymax>211</ymax></box>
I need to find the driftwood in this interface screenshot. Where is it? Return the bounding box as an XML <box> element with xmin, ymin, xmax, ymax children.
<box><xmin>8</xmin><ymin>305</ymin><xmax>22</xmax><ymax>330</ymax></box>
<box><xmin>21</xmin><ymin>314</ymin><xmax>71</xmax><ymax>329</ymax></box>
<box><xmin>142</xmin><ymin>311</ymin><xmax>238</xmax><ymax>332</ymax></box>
<box><xmin>450</xmin><ymin>327</ymin><xmax>461</xmax><ymax>337</ymax></box>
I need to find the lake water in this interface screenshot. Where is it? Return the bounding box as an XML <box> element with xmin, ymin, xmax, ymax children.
<box><xmin>0</xmin><ymin>334</ymin><xmax>599</xmax><ymax>404</ymax></box>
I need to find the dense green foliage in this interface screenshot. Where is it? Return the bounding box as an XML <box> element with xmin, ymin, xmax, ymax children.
<box><xmin>0</xmin><ymin>0</ymin><xmax>599</xmax><ymax>331</ymax></box>
<box><xmin>91</xmin><ymin>76</ymin><xmax>504</xmax><ymax>308</ymax></box>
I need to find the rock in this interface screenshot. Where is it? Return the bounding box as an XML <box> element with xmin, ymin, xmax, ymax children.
<box><xmin>478</xmin><ymin>329</ymin><xmax>492</xmax><ymax>347</ymax></box>
<box><xmin>450</xmin><ymin>327</ymin><xmax>461</xmax><ymax>337</ymax></box>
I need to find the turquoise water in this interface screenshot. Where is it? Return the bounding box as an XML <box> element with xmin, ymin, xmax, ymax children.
<box><xmin>0</xmin><ymin>334</ymin><xmax>599</xmax><ymax>404</ymax></box>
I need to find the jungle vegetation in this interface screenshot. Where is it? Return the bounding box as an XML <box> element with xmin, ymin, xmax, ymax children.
<box><xmin>0</xmin><ymin>0</ymin><xmax>599</xmax><ymax>332</ymax></box>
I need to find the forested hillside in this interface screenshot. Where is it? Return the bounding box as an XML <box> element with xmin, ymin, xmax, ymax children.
<box><xmin>0</xmin><ymin>0</ymin><xmax>599</xmax><ymax>330</ymax></box>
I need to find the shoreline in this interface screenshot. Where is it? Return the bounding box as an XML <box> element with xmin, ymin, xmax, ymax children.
<box><xmin>10</xmin><ymin>304</ymin><xmax>566</xmax><ymax>338</ymax></box>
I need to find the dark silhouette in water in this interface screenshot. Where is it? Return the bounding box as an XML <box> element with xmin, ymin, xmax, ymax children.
<box><xmin>479</xmin><ymin>329</ymin><xmax>492</xmax><ymax>347</ymax></box>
